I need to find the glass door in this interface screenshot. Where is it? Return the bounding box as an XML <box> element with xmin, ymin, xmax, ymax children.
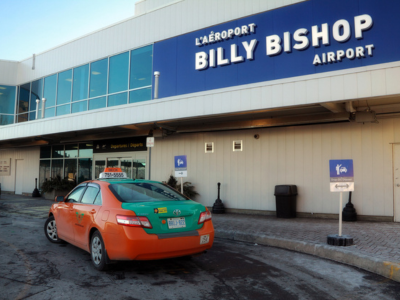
<box><xmin>94</xmin><ymin>160</ymin><xmax>105</xmax><ymax>179</ymax></box>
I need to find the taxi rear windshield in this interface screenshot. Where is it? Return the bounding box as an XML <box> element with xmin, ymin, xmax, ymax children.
<box><xmin>108</xmin><ymin>182</ymin><xmax>188</xmax><ymax>203</ymax></box>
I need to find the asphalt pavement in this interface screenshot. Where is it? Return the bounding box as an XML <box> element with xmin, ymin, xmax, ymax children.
<box><xmin>1</xmin><ymin>193</ymin><xmax>400</xmax><ymax>283</ymax></box>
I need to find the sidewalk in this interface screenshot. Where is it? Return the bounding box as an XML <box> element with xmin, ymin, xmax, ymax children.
<box><xmin>212</xmin><ymin>213</ymin><xmax>400</xmax><ymax>283</ymax></box>
<box><xmin>1</xmin><ymin>193</ymin><xmax>400</xmax><ymax>282</ymax></box>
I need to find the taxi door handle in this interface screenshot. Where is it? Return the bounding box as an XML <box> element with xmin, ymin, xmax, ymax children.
<box><xmin>90</xmin><ymin>209</ymin><xmax>97</xmax><ymax>214</ymax></box>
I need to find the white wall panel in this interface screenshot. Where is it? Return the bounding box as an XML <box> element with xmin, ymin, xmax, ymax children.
<box><xmin>0</xmin><ymin>60</ymin><xmax>19</xmax><ymax>85</ymax></box>
<box><xmin>0</xmin><ymin>147</ymin><xmax>40</xmax><ymax>194</ymax></box>
<box><xmin>151</xmin><ymin>119</ymin><xmax>399</xmax><ymax>217</ymax></box>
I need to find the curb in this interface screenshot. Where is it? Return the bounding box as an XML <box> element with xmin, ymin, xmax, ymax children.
<box><xmin>215</xmin><ymin>229</ymin><xmax>400</xmax><ymax>283</ymax></box>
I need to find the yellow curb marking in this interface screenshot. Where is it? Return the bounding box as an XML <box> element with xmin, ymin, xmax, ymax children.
<box><xmin>383</xmin><ymin>261</ymin><xmax>400</xmax><ymax>280</ymax></box>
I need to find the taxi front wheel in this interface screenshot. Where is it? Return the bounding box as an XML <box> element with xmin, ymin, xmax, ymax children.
<box><xmin>91</xmin><ymin>231</ymin><xmax>108</xmax><ymax>271</ymax></box>
<box><xmin>44</xmin><ymin>216</ymin><xmax>63</xmax><ymax>243</ymax></box>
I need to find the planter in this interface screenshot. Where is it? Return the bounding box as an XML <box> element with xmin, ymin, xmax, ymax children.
<box><xmin>44</xmin><ymin>190</ymin><xmax>70</xmax><ymax>200</ymax></box>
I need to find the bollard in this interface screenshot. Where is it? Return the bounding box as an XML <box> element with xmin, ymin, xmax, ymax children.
<box><xmin>32</xmin><ymin>178</ymin><xmax>41</xmax><ymax>197</ymax></box>
<box><xmin>212</xmin><ymin>182</ymin><xmax>225</xmax><ymax>214</ymax></box>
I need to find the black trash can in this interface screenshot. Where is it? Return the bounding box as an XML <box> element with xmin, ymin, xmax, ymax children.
<box><xmin>274</xmin><ymin>185</ymin><xmax>297</xmax><ymax>218</ymax></box>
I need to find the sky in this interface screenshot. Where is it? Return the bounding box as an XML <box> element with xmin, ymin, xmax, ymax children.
<box><xmin>0</xmin><ymin>0</ymin><xmax>139</xmax><ymax>61</ymax></box>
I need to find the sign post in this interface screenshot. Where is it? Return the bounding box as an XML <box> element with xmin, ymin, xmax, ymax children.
<box><xmin>174</xmin><ymin>155</ymin><xmax>187</xmax><ymax>194</ymax></box>
<box><xmin>327</xmin><ymin>159</ymin><xmax>354</xmax><ymax>246</ymax></box>
<box><xmin>146</xmin><ymin>137</ymin><xmax>154</xmax><ymax>180</ymax></box>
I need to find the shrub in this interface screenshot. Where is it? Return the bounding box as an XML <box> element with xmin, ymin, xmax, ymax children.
<box><xmin>166</xmin><ymin>175</ymin><xmax>199</xmax><ymax>199</ymax></box>
<box><xmin>41</xmin><ymin>175</ymin><xmax>76</xmax><ymax>193</ymax></box>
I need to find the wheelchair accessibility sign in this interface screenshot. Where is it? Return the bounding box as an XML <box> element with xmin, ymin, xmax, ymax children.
<box><xmin>329</xmin><ymin>159</ymin><xmax>354</xmax><ymax>192</ymax></box>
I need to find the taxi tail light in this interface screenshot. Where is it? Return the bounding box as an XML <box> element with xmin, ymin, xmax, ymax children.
<box><xmin>116</xmin><ymin>215</ymin><xmax>152</xmax><ymax>229</ymax></box>
<box><xmin>198</xmin><ymin>211</ymin><xmax>212</xmax><ymax>224</ymax></box>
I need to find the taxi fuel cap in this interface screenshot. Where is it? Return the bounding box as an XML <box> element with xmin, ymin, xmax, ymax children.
<box><xmin>99</xmin><ymin>167</ymin><xmax>128</xmax><ymax>179</ymax></box>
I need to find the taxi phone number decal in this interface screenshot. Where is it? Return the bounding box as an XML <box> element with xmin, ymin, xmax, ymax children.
<box><xmin>103</xmin><ymin>172</ymin><xmax>125</xmax><ymax>178</ymax></box>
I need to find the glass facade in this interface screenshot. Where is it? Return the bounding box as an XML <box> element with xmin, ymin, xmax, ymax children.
<box><xmin>14</xmin><ymin>44</ymin><xmax>153</xmax><ymax>125</ymax></box>
<box><xmin>39</xmin><ymin>144</ymin><xmax>93</xmax><ymax>189</ymax></box>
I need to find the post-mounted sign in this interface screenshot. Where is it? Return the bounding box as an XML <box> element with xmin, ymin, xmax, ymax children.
<box><xmin>329</xmin><ymin>159</ymin><xmax>354</xmax><ymax>192</ymax></box>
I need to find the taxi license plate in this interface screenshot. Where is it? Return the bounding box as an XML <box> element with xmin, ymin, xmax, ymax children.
<box><xmin>200</xmin><ymin>234</ymin><xmax>209</xmax><ymax>245</ymax></box>
<box><xmin>167</xmin><ymin>217</ymin><xmax>186</xmax><ymax>229</ymax></box>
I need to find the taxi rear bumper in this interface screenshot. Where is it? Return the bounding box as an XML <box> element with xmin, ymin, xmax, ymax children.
<box><xmin>103</xmin><ymin>221</ymin><xmax>214</xmax><ymax>261</ymax></box>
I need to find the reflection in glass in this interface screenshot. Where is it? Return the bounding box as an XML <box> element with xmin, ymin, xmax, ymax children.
<box><xmin>130</xmin><ymin>45</ymin><xmax>153</xmax><ymax>89</ymax></box>
<box><xmin>18</xmin><ymin>83</ymin><xmax>30</xmax><ymax>113</ymax></box>
<box><xmin>109</xmin><ymin>52</ymin><xmax>129</xmax><ymax>94</ymax></box>
<box><xmin>52</xmin><ymin>145</ymin><xmax>64</xmax><ymax>158</ymax></box>
<box><xmin>0</xmin><ymin>115</ymin><xmax>14</xmax><ymax>125</ymax></box>
<box><xmin>51</xmin><ymin>159</ymin><xmax>63</xmax><ymax>179</ymax></box>
<box><xmin>29</xmin><ymin>111</ymin><xmax>36</xmax><ymax>121</ymax></box>
<box><xmin>107</xmin><ymin>160</ymin><xmax>119</xmax><ymax>168</ymax></box>
<box><xmin>30</xmin><ymin>79</ymin><xmax>43</xmax><ymax>112</ymax></box>
<box><xmin>0</xmin><ymin>85</ymin><xmax>16</xmax><ymax>115</ymax></box>
<box><xmin>64</xmin><ymin>159</ymin><xmax>77</xmax><ymax>184</ymax></box>
<box><xmin>108</xmin><ymin>92</ymin><xmax>127</xmax><ymax>107</ymax></box>
<box><xmin>133</xmin><ymin>159</ymin><xmax>146</xmax><ymax>179</ymax></box>
<box><xmin>57</xmin><ymin>69</ymin><xmax>72</xmax><ymax>105</ymax></box>
<box><xmin>44</xmin><ymin>75</ymin><xmax>57</xmax><ymax>107</ymax></box>
<box><xmin>89</xmin><ymin>96</ymin><xmax>106</xmax><ymax>110</ymax></box>
<box><xmin>56</xmin><ymin>104</ymin><xmax>70</xmax><ymax>116</ymax></box>
<box><xmin>17</xmin><ymin>113</ymin><xmax>28</xmax><ymax>123</ymax></box>
<box><xmin>65</xmin><ymin>144</ymin><xmax>78</xmax><ymax>158</ymax></box>
<box><xmin>40</xmin><ymin>146</ymin><xmax>51</xmax><ymax>158</ymax></box>
<box><xmin>95</xmin><ymin>160</ymin><xmax>105</xmax><ymax>179</ymax></box>
<box><xmin>78</xmin><ymin>158</ymin><xmax>92</xmax><ymax>183</ymax></box>
<box><xmin>79</xmin><ymin>143</ymin><xmax>93</xmax><ymax>157</ymax></box>
<box><xmin>90</xmin><ymin>58</ymin><xmax>107</xmax><ymax>98</ymax></box>
<box><xmin>121</xmin><ymin>159</ymin><xmax>132</xmax><ymax>178</ymax></box>
<box><xmin>45</xmin><ymin>107</ymin><xmax>55</xmax><ymax>118</ymax></box>
<box><xmin>71</xmin><ymin>101</ymin><xmax>87</xmax><ymax>113</ymax></box>
<box><xmin>72</xmin><ymin>64</ymin><xmax>89</xmax><ymax>101</ymax></box>
<box><xmin>129</xmin><ymin>87</ymin><xmax>151</xmax><ymax>103</ymax></box>
<box><xmin>39</xmin><ymin>160</ymin><xmax>51</xmax><ymax>189</ymax></box>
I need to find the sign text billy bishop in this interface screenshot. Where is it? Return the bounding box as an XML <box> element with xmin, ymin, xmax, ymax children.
<box><xmin>195</xmin><ymin>14</ymin><xmax>374</xmax><ymax>70</ymax></box>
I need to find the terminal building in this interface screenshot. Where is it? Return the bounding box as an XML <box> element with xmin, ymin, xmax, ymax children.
<box><xmin>1</xmin><ymin>0</ymin><xmax>400</xmax><ymax>222</ymax></box>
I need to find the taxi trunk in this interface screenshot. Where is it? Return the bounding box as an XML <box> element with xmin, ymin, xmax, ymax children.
<box><xmin>121</xmin><ymin>200</ymin><xmax>205</xmax><ymax>235</ymax></box>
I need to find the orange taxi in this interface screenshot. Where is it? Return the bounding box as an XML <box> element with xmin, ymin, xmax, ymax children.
<box><xmin>44</xmin><ymin>168</ymin><xmax>214</xmax><ymax>270</ymax></box>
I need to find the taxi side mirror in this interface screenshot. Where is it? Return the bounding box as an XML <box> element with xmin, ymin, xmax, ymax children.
<box><xmin>55</xmin><ymin>196</ymin><xmax>65</xmax><ymax>202</ymax></box>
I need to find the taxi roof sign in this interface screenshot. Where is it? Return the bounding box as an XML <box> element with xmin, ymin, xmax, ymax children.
<box><xmin>99</xmin><ymin>167</ymin><xmax>128</xmax><ymax>179</ymax></box>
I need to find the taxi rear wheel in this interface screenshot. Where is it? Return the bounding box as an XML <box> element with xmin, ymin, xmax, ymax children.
<box><xmin>91</xmin><ymin>231</ymin><xmax>107</xmax><ymax>271</ymax></box>
<box><xmin>44</xmin><ymin>216</ymin><xmax>62</xmax><ymax>243</ymax></box>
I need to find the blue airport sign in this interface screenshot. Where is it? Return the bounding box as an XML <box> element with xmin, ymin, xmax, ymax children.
<box><xmin>153</xmin><ymin>0</ymin><xmax>400</xmax><ymax>99</ymax></box>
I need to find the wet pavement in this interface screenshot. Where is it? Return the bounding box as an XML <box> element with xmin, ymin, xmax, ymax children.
<box><xmin>1</xmin><ymin>193</ymin><xmax>400</xmax><ymax>283</ymax></box>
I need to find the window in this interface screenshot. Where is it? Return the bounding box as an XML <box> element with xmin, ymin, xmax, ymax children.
<box><xmin>78</xmin><ymin>158</ymin><xmax>92</xmax><ymax>183</ymax></box>
<box><xmin>18</xmin><ymin>83</ymin><xmax>30</xmax><ymax>114</ymax></box>
<box><xmin>0</xmin><ymin>85</ymin><xmax>16</xmax><ymax>115</ymax></box>
<box><xmin>108</xmin><ymin>52</ymin><xmax>129</xmax><ymax>94</ymax></box>
<box><xmin>108</xmin><ymin>92</ymin><xmax>127</xmax><ymax>107</ymax></box>
<box><xmin>56</xmin><ymin>104</ymin><xmax>70</xmax><ymax>116</ymax></box>
<box><xmin>90</xmin><ymin>58</ymin><xmax>108</xmax><ymax>98</ymax></box>
<box><xmin>233</xmin><ymin>140</ymin><xmax>243</xmax><ymax>152</ymax></box>
<box><xmin>67</xmin><ymin>186</ymin><xmax>86</xmax><ymax>202</ymax></box>
<box><xmin>94</xmin><ymin>191</ymin><xmax>102</xmax><ymax>205</ymax></box>
<box><xmin>109</xmin><ymin>182</ymin><xmax>188</xmax><ymax>203</ymax></box>
<box><xmin>30</xmin><ymin>79</ymin><xmax>43</xmax><ymax>113</ymax></box>
<box><xmin>130</xmin><ymin>45</ymin><xmax>152</xmax><ymax>89</ymax></box>
<box><xmin>43</xmin><ymin>75</ymin><xmax>57</xmax><ymax>107</ymax></box>
<box><xmin>205</xmin><ymin>142</ymin><xmax>214</xmax><ymax>153</ymax></box>
<box><xmin>89</xmin><ymin>96</ymin><xmax>106</xmax><ymax>111</ymax></box>
<box><xmin>81</xmin><ymin>186</ymin><xmax>100</xmax><ymax>204</ymax></box>
<box><xmin>57</xmin><ymin>70</ymin><xmax>72</xmax><ymax>105</ymax></box>
<box><xmin>72</xmin><ymin>64</ymin><xmax>89</xmax><ymax>101</ymax></box>
<box><xmin>39</xmin><ymin>145</ymin><xmax>93</xmax><ymax>188</ymax></box>
<box><xmin>72</xmin><ymin>101</ymin><xmax>87</xmax><ymax>113</ymax></box>
<box><xmin>129</xmin><ymin>87</ymin><xmax>151</xmax><ymax>103</ymax></box>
